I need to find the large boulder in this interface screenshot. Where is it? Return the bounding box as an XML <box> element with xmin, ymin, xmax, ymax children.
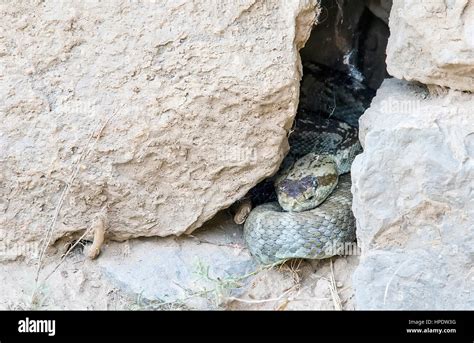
<box><xmin>386</xmin><ymin>0</ymin><xmax>474</xmax><ymax>91</ymax></box>
<box><xmin>352</xmin><ymin>78</ymin><xmax>474</xmax><ymax>309</ymax></box>
<box><xmin>0</xmin><ymin>0</ymin><xmax>319</xmax><ymax>260</ymax></box>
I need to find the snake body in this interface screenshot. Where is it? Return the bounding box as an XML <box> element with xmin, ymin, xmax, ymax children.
<box><xmin>244</xmin><ymin>174</ymin><xmax>356</xmax><ymax>265</ymax></box>
<box><xmin>243</xmin><ymin>63</ymin><xmax>373</xmax><ymax>265</ymax></box>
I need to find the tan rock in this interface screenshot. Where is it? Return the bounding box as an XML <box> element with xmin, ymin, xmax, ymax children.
<box><xmin>386</xmin><ymin>0</ymin><xmax>474</xmax><ymax>91</ymax></box>
<box><xmin>0</xmin><ymin>0</ymin><xmax>319</xmax><ymax>260</ymax></box>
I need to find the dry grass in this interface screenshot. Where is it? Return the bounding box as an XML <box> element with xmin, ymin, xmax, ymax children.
<box><xmin>329</xmin><ymin>258</ymin><xmax>343</xmax><ymax>310</ymax></box>
<box><xmin>33</xmin><ymin>111</ymin><xmax>118</xmax><ymax>306</ymax></box>
<box><xmin>36</xmin><ymin>112</ymin><xmax>116</xmax><ymax>277</ymax></box>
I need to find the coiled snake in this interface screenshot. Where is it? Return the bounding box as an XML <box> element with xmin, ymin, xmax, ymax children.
<box><xmin>241</xmin><ymin>63</ymin><xmax>372</xmax><ymax>265</ymax></box>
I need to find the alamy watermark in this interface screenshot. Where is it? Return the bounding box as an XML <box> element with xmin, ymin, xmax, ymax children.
<box><xmin>323</xmin><ymin>241</ymin><xmax>361</xmax><ymax>257</ymax></box>
<box><xmin>380</xmin><ymin>98</ymin><xmax>422</xmax><ymax>115</ymax></box>
<box><xmin>18</xmin><ymin>317</ymin><xmax>56</xmax><ymax>337</ymax></box>
<box><xmin>0</xmin><ymin>232</ymin><xmax>40</xmax><ymax>260</ymax></box>
<box><xmin>380</xmin><ymin>96</ymin><xmax>464</xmax><ymax>116</ymax></box>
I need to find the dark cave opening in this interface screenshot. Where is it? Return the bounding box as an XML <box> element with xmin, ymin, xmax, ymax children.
<box><xmin>244</xmin><ymin>0</ymin><xmax>391</xmax><ymax>208</ymax></box>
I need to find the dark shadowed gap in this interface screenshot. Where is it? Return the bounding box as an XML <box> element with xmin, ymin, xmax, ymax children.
<box><xmin>245</xmin><ymin>0</ymin><xmax>391</xmax><ymax>207</ymax></box>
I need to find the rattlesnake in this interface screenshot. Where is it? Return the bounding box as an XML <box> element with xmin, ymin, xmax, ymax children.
<box><xmin>243</xmin><ymin>117</ymin><xmax>361</xmax><ymax>265</ymax></box>
<box><xmin>241</xmin><ymin>63</ymin><xmax>372</xmax><ymax>265</ymax></box>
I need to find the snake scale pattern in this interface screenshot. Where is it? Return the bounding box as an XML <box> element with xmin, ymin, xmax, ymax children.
<box><xmin>243</xmin><ymin>63</ymin><xmax>375</xmax><ymax>265</ymax></box>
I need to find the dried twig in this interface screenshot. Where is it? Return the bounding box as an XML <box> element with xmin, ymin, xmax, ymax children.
<box><xmin>34</xmin><ymin>110</ymin><xmax>117</xmax><ymax>283</ymax></box>
<box><xmin>86</xmin><ymin>209</ymin><xmax>108</xmax><ymax>259</ymax></box>
<box><xmin>329</xmin><ymin>259</ymin><xmax>343</xmax><ymax>310</ymax></box>
<box><xmin>227</xmin><ymin>285</ymin><xmax>297</xmax><ymax>305</ymax></box>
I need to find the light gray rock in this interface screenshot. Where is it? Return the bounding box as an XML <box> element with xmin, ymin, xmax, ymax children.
<box><xmin>0</xmin><ymin>0</ymin><xmax>319</xmax><ymax>260</ymax></box>
<box><xmin>95</xmin><ymin>211</ymin><xmax>361</xmax><ymax>310</ymax></box>
<box><xmin>351</xmin><ymin>78</ymin><xmax>474</xmax><ymax>309</ymax></box>
<box><xmin>386</xmin><ymin>0</ymin><xmax>474</xmax><ymax>91</ymax></box>
<box><xmin>96</xmin><ymin>213</ymin><xmax>257</xmax><ymax>308</ymax></box>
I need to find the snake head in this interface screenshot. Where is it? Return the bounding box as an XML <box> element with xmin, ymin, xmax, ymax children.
<box><xmin>276</xmin><ymin>175</ymin><xmax>324</xmax><ymax>212</ymax></box>
<box><xmin>275</xmin><ymin>154</ymin><xmax>339</xmax><ymax>212</ymax></box>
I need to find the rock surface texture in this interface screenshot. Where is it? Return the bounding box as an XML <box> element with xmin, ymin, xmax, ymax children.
<box><xmin>0</xmin><ymin>0</ymin><xmax>319</xmax><ymax>260</ymax></box>
<box><xmin>352</xmin><ymin>79</ymin><xmax>474</xmax><ymax>309</ymax></box>
<box><xmin>386</xmin><ymin>0</ymin><xmax>474</xmax><ymax>91</ymax></box>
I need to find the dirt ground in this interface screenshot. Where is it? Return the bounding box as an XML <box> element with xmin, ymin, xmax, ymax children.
<box><xmin>0</xmin><ymin>212</ymin><xmax>359</xmax><ymax>310</ymax></box>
